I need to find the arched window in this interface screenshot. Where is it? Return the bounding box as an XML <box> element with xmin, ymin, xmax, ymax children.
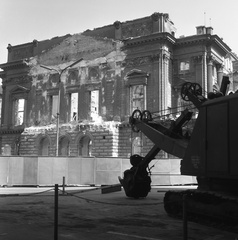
<box><xmin>78</xmin><ymin>135</ymin><xmax>92</xmax><ymax>157</ymax></box>
<box><xmin>13</xmin><ymin>137</ymin><xmax>21</xmax><ymax>155</ymax></box>
<box><xmin>39</xmin><ymin>137</ymin><xmax>50</xmax><ymax>156</ymax></box>
<box><xmin>58</xmin><ymin>136</ymin><xmax>70</xmax><ymax>156</ymax></box>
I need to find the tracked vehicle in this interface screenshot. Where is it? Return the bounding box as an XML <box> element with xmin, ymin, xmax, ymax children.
<box><xmin>119</xmin><ymin>76</ymin><xmax>238</xmax><ymax>224</ymax></box>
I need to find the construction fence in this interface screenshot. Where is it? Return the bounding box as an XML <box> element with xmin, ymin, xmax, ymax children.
<box><xmin>0</xmin><ymin>156</ymin><xmax>197</xmax><ymax>186</ymax></box>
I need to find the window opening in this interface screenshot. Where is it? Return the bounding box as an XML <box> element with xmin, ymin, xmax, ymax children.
<box><xmin>130</xmin><ymin>85</ymin><xmax>144</xmax><ymax>112</ymax></box>
<box><xmin>78</xmin><ymin>136</ymin><xmax>92</xmax><ymax>156</ymax></box>
<box><xmin>132</xmin><ymin>136</ymin><xmax>142</xmax><ymax>155</ymax></box>
<box><xmin>70</xmin><ymin>92</ymin><xmax>78</xmax><ymax>121</ymax></box>
<box><xmin>14</xmin><ymin>98</ymin><xmax>25</xmax><ymax>126</ymax></box>
<box><xmin>59</xmin><ymin>137</ymin><xmax>70</xmax><ymax>156</ymax></box>
<box><xmin>51</xmin><ymin>95</ymin><xmax>58</xmax><ymax>120</ymax></box>
<box><xmin>0</xmin><ymin>98</ymin><xmax>2</xmax><ymax>125</ymax></box>
<box><xmin>39</xmin><ymin>137</ymin><xmax>49</xmax><ymax>156</ymax></box>
<box><xmin>180</xmin><ymin>61</ymin><xmax>190</xmax><ymax>71</ymax></box>
<box><xmin>90</xmin><ymin>90</ymin><xmax>99</xmax><ymax>121</ymax></box>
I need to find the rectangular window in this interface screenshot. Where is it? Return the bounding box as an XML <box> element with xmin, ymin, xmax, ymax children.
<box><xmin>14</xmin><ymin>98</ymin><xmax>25</xmax><ymax>126</ymax></box>
<box><xmin>90</xmin><ymin>90</ymin><xmax>99</xmax><ymax>121</ymax></box>
<box><xmin>180</xmin><ymin>61</ymin><xmax>190</xmax><ymax>71</ymax></box>
<box><xmin>70</xmin><ymin>92</ymin><xmax>78</xmax><ymax>121</ymax></box>
<box><xmin>130</xmin><ymin>85</ymin><xmax>145</xmax><ymax>112</ymax></box>
<box><xmin>51</xmin><ymin>95</ymin><xmax>58</xmax><ymax>119</ymax></box>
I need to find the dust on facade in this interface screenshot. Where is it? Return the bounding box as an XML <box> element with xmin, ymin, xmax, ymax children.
<box><xmin>0</xmin><ymin>12</ymin><xmax>237</xmax><ymax>157</ymax></box>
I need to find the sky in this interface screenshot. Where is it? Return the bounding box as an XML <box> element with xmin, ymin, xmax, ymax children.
<box><xmin>0</xmin><ymin>0</ymin><xmax>238</xmax><ymax>65</ymax></box>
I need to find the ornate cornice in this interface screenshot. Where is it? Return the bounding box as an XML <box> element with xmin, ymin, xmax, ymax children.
<box><xmin>0</xmin><ymin>126</ymin><xmax>24</xmax><ymax>134</ymax></box>
<box><xmin>176</xmin><ymin>34</ymin><xmax>231</xmax><ymax>56</ymax></box>
<box><xmin>0</xmin><ymin>71</ymin><xmax>5</xmax><ymax>78</ymax></box>
<box><xmin>124</xmin><ymin>32</ymin><xmax>176</xmax><ymax>47</ymax></box>
<box><xmin>0</xmin><ymin>60</ymin><xmax>28</xmax><ymax>70</ymax></box>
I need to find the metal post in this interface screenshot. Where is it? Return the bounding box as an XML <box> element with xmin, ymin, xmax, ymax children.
<box><xmin>62</xmin><ymin>176</ymin><xmax>65</xmax><ymax>195</ymax></box>
<box><xmin>183</xmin><ymin>194</ymin><xmax>187</xmax><ymax>240</ymax></box>
<box><xmin>56</xmin><ymin>77</ymin><xmax>61</xmax><ymax>157</ymax></box>
<box><xmin>54</xmin><ymin>184</ymin><xmax>58</xmax><ymax>240</ymax></box>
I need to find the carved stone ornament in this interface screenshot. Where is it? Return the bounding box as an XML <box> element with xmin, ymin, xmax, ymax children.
<box><xmin>125</xmin><ymin>56</ymin><xmax>151</xmax><ymax>68</ymax></box>
<box><xmin>193</xmin><ymin>55</ymin><xmax>203</xmax><ymax>64</ymax></box>
<box><xmin>150</xmin><ymin>54</ymin><xmax>160</xmax><ymax>62</ymax></box>
<box><xmin>7</xmin><ymin>44</ymin><xmax>12</xmax><ymax>52</ymax></box>
<box><xmin>151</xmin><ymin>12</ymin><xmax>160</xmax><ymax>22</ymax></box>
<box><xmin>163</xmin><ymin>14</ymin><xmax>169</xmax><ymax>22</ymax></box>
<box><xmin>207</xmin><ymin>55</ymin><xmax>215</xmax><ymax>64</ymax></box>
<box><xmin>114</xmin><ymin>21</ymin><xmax>121</xmax><ymax>30</ymax></box>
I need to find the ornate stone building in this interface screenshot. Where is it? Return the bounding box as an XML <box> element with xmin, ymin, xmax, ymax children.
<box><xmin>0</xmin><ymin>13</ymin><xmax>236</xmax><ymax>157</ymax></box>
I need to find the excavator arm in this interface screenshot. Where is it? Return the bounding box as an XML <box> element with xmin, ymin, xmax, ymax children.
<box><xmin>119</xmin><ymin>108</ymin><xmax>193</xmax><ymax>198</ymax></box>
<box><xmin>129</xmin><ymin>109</ymin><xmax>192</xmax><ymax>160</ymax></box>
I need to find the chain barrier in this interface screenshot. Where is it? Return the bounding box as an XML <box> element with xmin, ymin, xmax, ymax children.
<box><xmin>58</xmin><ymin>188</ymin><xmax>164</xmax><ymax>206</ymax></box>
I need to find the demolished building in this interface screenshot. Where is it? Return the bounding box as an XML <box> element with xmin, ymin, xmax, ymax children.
<box><xmin>0</xmin><ymin>12</ymin><xmax>236</xmax><ymax>157</ymax></box>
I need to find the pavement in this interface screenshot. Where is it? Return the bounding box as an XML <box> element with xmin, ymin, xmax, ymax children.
<box><xmin>0</xmin><ymin>185</ymin><xmax>238</xmax><ymax>240</ymax></box>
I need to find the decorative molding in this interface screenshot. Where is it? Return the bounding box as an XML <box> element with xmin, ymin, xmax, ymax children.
<box><xmin>4</xmin><ymin>75</ymin><xmax>31</xmax><ymax>85</ymax></box>
<box><xmin>193</xmin><ymin>55</ymin><xmax>203</xmax><ymax>64</ymax></box>
<box><xmin>207</xmin><ymin>55</ymin><xmax>215</xmax><ymax>64</ymax></box>
<box><xmin>85</xmin><ymin>82</ymin><xmax>101</xmax><ymax>91</ymax></box>
<box><xmin>124</xmin><ymin>54</ymin><xmax>161</xmax><ymax>68</ymax></box>
<box><xmin>47</xmin><ymin>87</ymin><xmax>59</xmax><ymax>96</ymax></box>
<box><xmin>124</xmin><ymin>32</ymin><xmax>176</xmax><ymax>47</ymax></box>
<box><xmin>0</xmin><ymin>127</ymin><xmax>24</xmax><ymax>134</ymax></box>
<box><xmin>10</xmin><ymin>85</ymin><xmax>30</xmax><ymax>100</ymax></box>
<box><xmin>125</xmin><ymin>69</ymin><xmax>149</xmax><ymax>86</ymax></box>
<box><xmin>125</xmin><ymin>56</ymin><xmax>151</xmax><ymax>67</ymax></box>
<box><xmin>66</xmin><ymin>85</ymin><xmax>80</xmax><ymax>93</ymax></box>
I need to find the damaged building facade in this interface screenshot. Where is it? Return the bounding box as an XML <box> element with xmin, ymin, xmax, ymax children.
<box><xmin>0</xmin><ymin>12</ymin><xmax>236</xmax><ymax>157</ymax></box>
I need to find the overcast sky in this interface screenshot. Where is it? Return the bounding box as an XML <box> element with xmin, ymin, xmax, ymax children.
<box><xmin>0</xmin><ymin>0</ymin><xmax>238</xmax><ymax>65</ymax></box>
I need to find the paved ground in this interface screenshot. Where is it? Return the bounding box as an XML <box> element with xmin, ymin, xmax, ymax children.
<box><xmin>0</xmin><ymin>186</ymin><xmax>238</xmax><ymax>240</ymax></box>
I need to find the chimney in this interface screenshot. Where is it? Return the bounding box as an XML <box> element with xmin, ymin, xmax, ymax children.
<box><xmin>206</xmin><ymin>27</ymin><xmax>213</xmax><ymax>35</ymax></box>
<box><xmin>196</xmin><ymin>26</ymin><xmax>206</xmax><ymax>35</ymax></box>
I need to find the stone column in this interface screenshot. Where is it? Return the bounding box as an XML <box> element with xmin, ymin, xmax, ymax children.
<box><xmin>193</xmin><ymin>56</ymin><xmax>203</xmax><ymax>85</ymax></box>
<box><xmin>163</xmin><ymin>52</ymin><xmax>171</xmax><ymax>113</ymax></box>
<box><xmin>207</xmin><ymin>56</ymin><xmax>214</xmax><ymax>93</ymax></box>
<box><xmin>150</xmin><ymin>54</ymin><xmax>160</xmax><ymax>112</ymax></box>
<box><xmin>217</xmin><ymin>64</ymin><xmax>224</xmax><ymax>88</ymax></box>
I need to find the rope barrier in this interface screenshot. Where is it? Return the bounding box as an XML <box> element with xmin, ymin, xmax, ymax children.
<box><xmin>58</xmin><ymin>188</ymin><xmax>164</xmax><ymax>206</ymax></box>
<box><xmin>0</xmin><ymin>188</ymin><xmax>55</xmax><ymax>197</ymax></box>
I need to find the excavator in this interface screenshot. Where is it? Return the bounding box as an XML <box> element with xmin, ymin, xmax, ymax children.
<box><xmin>119</xmin><ymin>76</ymin><xmax>238</xmax><ymax>226</ymax></box>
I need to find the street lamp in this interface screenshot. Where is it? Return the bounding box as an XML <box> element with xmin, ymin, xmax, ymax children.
<box><xmin>40</xmin><ymin>58</ymin><xmax>83</xmax><ymax>156</ymax></box>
